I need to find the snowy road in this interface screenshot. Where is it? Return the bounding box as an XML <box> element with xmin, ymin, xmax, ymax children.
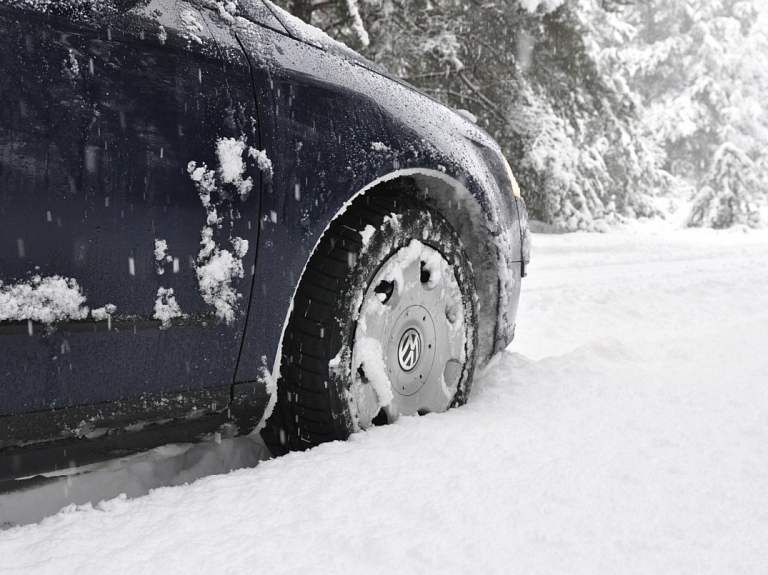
<box><xmin>2</xmin><ymin>224</ymin><xmax>768</xmax><ymax>573</ymax></box>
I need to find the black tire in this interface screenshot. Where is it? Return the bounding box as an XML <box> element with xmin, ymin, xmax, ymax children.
<box><xmin>261</xmin><ymin>193</ymin><xmax>478</xmax><ymax>455</ymax></box>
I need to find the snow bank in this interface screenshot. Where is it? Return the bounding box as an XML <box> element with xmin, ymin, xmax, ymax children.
<box><xmin>3</xmin><ymin>225</ymin><xmax>768</xmax><ymax>574</ymax></box>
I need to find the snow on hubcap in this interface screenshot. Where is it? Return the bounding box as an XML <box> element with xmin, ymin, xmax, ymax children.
<box><xmin>349</xmin><ymin>240</ymin><xmax>467</xmax><ymax>429</ymax></box>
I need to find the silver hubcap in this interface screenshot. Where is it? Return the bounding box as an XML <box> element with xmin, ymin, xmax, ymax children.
<box><xmin>349</xmin><ymin>240</ymin><xmax>467</xmax><ymax>429</ymax></box>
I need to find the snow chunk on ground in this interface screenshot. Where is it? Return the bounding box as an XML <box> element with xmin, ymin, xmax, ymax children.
<box><xmin>0</xmin><ymin>275</ymin><xmax>89</xmax><ymax>324</ymax></box>
<box><xmin>153</xmin><ymin>287</ymin><xmax>181</xmax><ymax>329</ymax></box>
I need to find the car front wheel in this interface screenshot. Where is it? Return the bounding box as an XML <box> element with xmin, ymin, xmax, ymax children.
<box><xmin>262</xmin><ymin>192</ymin><xmax>478</xmax><ymax>455</ymax></box>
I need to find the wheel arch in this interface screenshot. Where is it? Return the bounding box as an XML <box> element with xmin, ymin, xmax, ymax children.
<box><xmin>274</xmin><ymin>167</ymin><xmax>504</xmax><ymax>382</ymax></box>
<box><xmin>235</xmin><ymin>165</ymin><xmax>518</xmax><ymax>435</ymax></box>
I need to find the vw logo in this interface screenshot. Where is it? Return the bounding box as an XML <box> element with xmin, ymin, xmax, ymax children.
<box><xmin>398</xmin><ymin>329</ymin><xmax>421</xmax><ymax>372</ymax></box>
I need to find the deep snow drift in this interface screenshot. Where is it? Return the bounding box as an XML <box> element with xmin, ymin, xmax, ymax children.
<box><xmin>1</xmin><ymin>222</ymin><xmax>768</xmax><ymax>573</ymax></box>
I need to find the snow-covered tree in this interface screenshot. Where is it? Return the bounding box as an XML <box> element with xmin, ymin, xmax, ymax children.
<box><xmin>276</xmin><ymin>0</ymin><xmax>370</xmax><ymax>48</ymax></box>
<box><xmin>274</xmin><ymin>0</ymin><xmax>671</xmax><ymax>229</ymax></box>
<box><xmin>618</xmin><ymin>0</ymin><xmax>768</xmax><ymax>227</ymax></box>
<box><xmin>687</xmin><ymin>142</ymin><xmax>761</xmax><ymax>228</ymax></box>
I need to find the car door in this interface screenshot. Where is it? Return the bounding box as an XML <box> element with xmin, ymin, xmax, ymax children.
<box><xmin>229</xmin><ymin>3</ymin><xmax>396</xmax><ymax>383</ymax></box>
<box><xmin>0</xmin><ymin>0</ymin><xmax>260</xmax><ymax>418</ymax></box>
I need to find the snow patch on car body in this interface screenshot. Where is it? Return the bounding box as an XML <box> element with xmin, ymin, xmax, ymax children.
<box><xmin>216</xmin><ymin>137</ymin><xmax>253</xmax><ymax>199</ymax></box>
<box><xmin>255</xmin><ymin>355</ymin><xmax>277</xmax><ymax>433</ymax></box>
<box><xmin>91</xmin><ymin>303</ymin><xmax>116</xmax><ymax>322</ymax></box>
<box><xmin>263</xmin><ymin>0</ymin><xmax>345</xmax><ymax>50</ymax></box>
<box><xmin>186</xmin><ymin>135</ymin><xmax>266</xmax><ymax>325</ymax></box>
<box><xmin>154</xmin><ymin>239</ymin><xmax>173</xmax><ymax>275</ymax></box>
<box><xmin>195</xmin><ymin>237</ymin><xmax>247</xmax><ymax>325</ymax></box>
<box><xmin>153</xmin><ymin>287</ymin><xmax>182</xmax><ymax>329</ymax></box>
<box><xmin>180</xmin><ymin>9</ymin><xmax>204</xmax><ymax>44</ymax></box>
<box><xmin>0</xmin><ymin>275</ymin><xmax>89</xmax><ymax>324</ymax></box>
<box><xmin>248</xmin><ymin>147</ymin><xmax>273</xmax><ymax>178</ymax></box>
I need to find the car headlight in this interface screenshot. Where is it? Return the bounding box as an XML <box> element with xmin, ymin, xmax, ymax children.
<box><xmin>503</xmin><ymin>156</ymin><xmax>522</xmax><ymax>198</ymax></box>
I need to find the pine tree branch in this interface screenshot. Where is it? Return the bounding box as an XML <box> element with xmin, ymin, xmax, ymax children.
<box><xmin>457</xmin><ymin>71</ymin><xmax>506</xmax><ymax>118</ymax></box>
<box><xmin>422</xmin><ymin>87</ymin><xmax>508</xmax><ymax>124</ymax></box>
<box><xmin>322</xmin><ymin>17</ymin><xmax>348</xmax><ymax>33</ymax></box>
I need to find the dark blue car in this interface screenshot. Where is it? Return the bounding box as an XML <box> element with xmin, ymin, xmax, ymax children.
<box><xmin>0</xmin><ymin>0</ymin><xmax>529</xmax><ymax>482</ymax></box>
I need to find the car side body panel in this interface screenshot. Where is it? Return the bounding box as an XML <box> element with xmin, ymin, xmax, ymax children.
<box><xmin>0</xmin><ymin>2</ymin><xmax>258</xmax><ymax>416</ymax></box>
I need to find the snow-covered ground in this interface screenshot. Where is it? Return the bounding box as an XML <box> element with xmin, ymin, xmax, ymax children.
<box><xmin>2</xmin><ymin>221</ymin><xmax>768</xmax><ymax>573</ymax></box>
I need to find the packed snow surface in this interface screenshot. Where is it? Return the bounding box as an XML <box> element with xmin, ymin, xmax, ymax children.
<box><xmin>2</xmin><ymin>222</ymin><xmax>768</xmax><ymax>573</ymax></box>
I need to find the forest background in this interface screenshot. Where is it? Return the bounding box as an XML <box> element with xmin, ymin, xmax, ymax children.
<box><xmin>271</xmin><ymin>0</ymin><xmax>768</xmax><ymax>231</ymax></box>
